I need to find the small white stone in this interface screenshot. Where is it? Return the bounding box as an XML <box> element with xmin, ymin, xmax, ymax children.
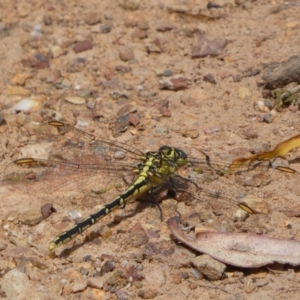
<box><xmin>13</xmin><ymin>98</ymin><xmax>39</xmax><ymax>113</ymax></box>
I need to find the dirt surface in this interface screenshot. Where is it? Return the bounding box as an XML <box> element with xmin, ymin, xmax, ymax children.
<box><xmin>1</xmin><ymin>0</ymin><xmax>300</xmax><ymax>299</ymax></box>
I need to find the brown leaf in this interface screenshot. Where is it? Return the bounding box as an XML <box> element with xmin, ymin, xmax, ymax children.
<box><xmin>168</xmin><ymin>217</ymin><xmax>300</xmax><ymax>268</ymax></box>
<box><xmin>230</xmin><ymin>133</ymin><xmax>300</xmax><ymax>173</ymax></box>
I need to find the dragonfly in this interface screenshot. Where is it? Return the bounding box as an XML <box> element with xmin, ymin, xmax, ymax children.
<box><xmin>3</xmin><ymin>121</ymin><xmax>256</xmax><ymax>251</ymax></box>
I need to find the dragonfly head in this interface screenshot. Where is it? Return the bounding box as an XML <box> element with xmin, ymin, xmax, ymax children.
<box><xmin>159</xmin><ymin>146</ymin><xmax>188</xmax><ymax>167</ymax></box>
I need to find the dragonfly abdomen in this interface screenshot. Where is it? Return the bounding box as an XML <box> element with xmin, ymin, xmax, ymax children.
<box><xmin>48</xmin><ymin>175</ymin><xmax>153</xmax><ymax>250</ymax></box>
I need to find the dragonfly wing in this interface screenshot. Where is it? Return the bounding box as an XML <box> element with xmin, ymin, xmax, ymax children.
<box><xmin>3</xmin><ymin>122</ymin><xmax>144</xmax><ymax>209</ymax></box>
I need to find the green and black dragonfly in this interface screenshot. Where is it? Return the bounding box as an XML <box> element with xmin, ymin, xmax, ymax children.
<box><xmin>4</xmin><ymin>121</ymin><xmax>256</xmax><ymax>251</ymax></box>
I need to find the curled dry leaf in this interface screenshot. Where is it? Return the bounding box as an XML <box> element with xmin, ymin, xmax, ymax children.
<box><xmin>167</xmin><ymin>217</ymin><xmax>300</xmax><ymax>268</ymax></box>
<box><xmin>229</xmin><ymin>133</ymin><xmax>300</xmax><ymax>173</ymax></box>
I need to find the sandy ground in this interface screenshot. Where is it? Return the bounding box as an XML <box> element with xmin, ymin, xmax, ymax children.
<box><xmin>1</xmin><ymin>0</ymin><xmax>300</xmax><ymax>299</ymax></box>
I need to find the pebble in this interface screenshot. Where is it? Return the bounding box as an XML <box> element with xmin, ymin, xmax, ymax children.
<box><xmin>67</xmin><ymin>57</ymin><xmax>86</xmax><ymax>73</ymax></box>
<box><xmin>240</xmin><ymin>172</ymin><xmax>268</xmax><ymax>187</ymax></box>
<box><xmin>191</xmin><ymin>36</ymin><xmax>228</xmax><ymax>58</ymax></box>
<box><xmin>50</xmin><ymin>45</ymin><xmax>65</xmax><ymax>58</ymax></box>
<box><xmin>17</xmin><ymin>3</ymin><xmax>31</xmax><ymax>17</ymax></box>
<box><xmin>263</xmin><ymin>113</ymin><xmax>272</xmax><ymax>123</ymax></box>
<box><xmin>1</xmin><ymin>268</ymin><xmax>32</xmax><ymax>299</ymax></box>
<box><xmin>234</xmin><ymin>207</ymin><xmax>256</xmax><ymax>223</ymax></box>
<box><xmin>0</xmin><ymin>259</ymin><xmax>11</xmax><ymax>271</ymax></box>
<box><xmin>243</xmin><ymin>127</ymin><xmax>258</xmax><ymax>139</ymax></box>
<box><xmin>253</xmin><ymin>100</ymin><xmax>270</xmax><ymax>112</ymax></box>
<box><xmin>41</xmin><ymin>203</ymin><xmax>56</xmax><ymax>219</ymax></box>
<box><xmin>72</xmin><ymin>279</ymin><xmax>88</xmax><ymax>293</ymax></box>
<box><xmin>190</xmin><ymin>268</ymin><xmax>204</xmax><ymax>280</ymax></box>
<box><xmin>84</xmin><ymin>12</ymin><xmax>102</xmax><ymax>25</ymax></box>
<box><xmin>181</xmin><ymin>125</ymin><xmax>199</xmax><ymax>139</ymax></box>
<box><xmin>14</xmin><ymin>110</ymin><xmax>25</xmax><ymax>124</ymax></box>
<box><xmin>0</xmin><ymin>110</ymin><xmax>6</xmax><ymax>126</ymax></box>
<box><xmin>137</xmin><ymin>20</ymin><xmax>149</xmax><ymax>30</ymax></box>
<box><xmin>146</xmin><ymin>42</ymin><xmax>161</xmax><ymax>53</ymax></box>
<box><xmin>271</xmin><ymin>156</ymin><xmax>291</xmax><ymax>173</ymax></box>
<box><xmin>9</xmin><ymin>236</ymin><xmax>28</xmax><ymax>248</ymax></box>
<box><xmin>116</xmin><ymin>289</ymin><xmax>129</xmax><ymax>300</ymax></box>
<box><xmin>163</xmin><ymin>69</ymin><xmax>173</xmax><ymax>77</ymax></box>
<box><xmin>232</xmin><ymin>74</ymin><xmax>243</xmax><ymax>82</ymax></box>
<box><xmin>138</xmin><ymin>288</ymin><xmax>158</xmax><ymax>299</ymax></box>
<box><xmin>243</xmin><ymin>68</ymin><xmax>261</xmax><ymax>78</ymax></box>
<box><xmin>68</xmin><ymin>210</ymin><xmax>82</xmax><ymax>220</ymax></box>
<box><xmin>238</xmin><ymin>86</ymin><xmax>251</xmax><ymax>99</ymax></box>
<box><xmin>204</xmin><ymin>127</ymin><xmax>219</xmax><ymax>135</ymax></box>
<box><xmin>103</xmin><ymin>11</ymin><xmax>113</xmax><ymax>20</ymax></box>
<box><xmin>127</xmin><ymin>222</ymin><xmax>149</xmax><ymax>247</ymax></box>
<box><xmin>43</xmin><ymin>14</ymin><xmax>52</xmax><ymax>25</ymax></box>
<box><xmin>44</xmin><ymin>69</ymin><xmax>63</xmax><ymax>84</ymax></box>
<box><xmin>86</xmin><ymin>99</ymin><xmax>95</xmax><ymax>109</ymax></box>
<box><xmin>73</xmin><ymin>41</ymin><xmax>93</xmax><ymax>53</ymax></box>
<box><xmin>34</xmin><ymin>222</ymin><xmax>47</xmax><ymax>235</ymax></box>
<box><xmin>13</xmin><ymin>98</ymin><xmax>40</xmax><ymax>112</ymax></box>
<box><xmin>7</xmin><ymin>86</ymin><xmax>31</xmax><ymax>97</ymax></box>
<box><xmin>172</xmin><ymin>273</ymin><xmax>181</xmax><ymax>284</ymax></box>
<box><xmin>131</xmin><ymin>29</ymin><xmax>147</xmax><ymax>39</ymax></box>
<box><xmin>262</xmin><ymin>55</ymin><xmax>300</xmax><ymax>89</ymax></box>
<box><xmin>88</xmin><ymin>277</ymin><xmax>104</xmax><ymax>289</ymax></box>
<box><xmin>116</xmin><ymin>65</ymin><xmax>132</xmax><ymax>73</ymax></box>
<box><xmin>31</xmin><ymin>24</ymin><xmax>42</xmax><ymax>38</ymax></box>
<box><xmin>289</xmin><ymin>103</ymin><xmax>299</xmax><ymax>112</ymax></box>
<box><xmin>243</xmin><ymin>195</ymin><xmax>269</xmax><ymax>214</ymax></box>
<box><xmin>0</xmin><ymin>242</ymin><xmax>7</xmax><ymax>251</ymax></box>
<box><xmin>156</xmin><ymin>22</ymin><xmax>174</xmax><ymax>32</ymax></box>
<box><xmin>100</xmin><ymin>261</ymin><xmax>115</xmax><ymax>275</ymax></box>
<box><xmin>110</xmin><ymin>90</ymin><xmax>130</xmax><ymax>99</ymax></box>
<box><xmin>79</xmin><ymin>267</ymin><xmax>89</xmax><ymax>276</ymax></box>
<box><xmin>11</xmin><ymin>72</ymin><xmax>33</xmax><ymax>86</ymax></box>
<box><xmin>114</xmin><ymin>150</ymin><xmax>126</xmax><ymax>159</ymax></box>
<box><xmin>119</xmin><ymin>46</ymin><xmax>134</xmax><ymax>61</ymax></box>
<box><xmin>159</xmin><ymin>107</ymin><xmax>171</xmax><ymax>117</ymax></box>
<box><xmin>83</xmin><ymin>255</ymin><xmax>92</xmax><ymax>262</ymax></box>
<box><xmin>143</xmin><ymin>269</ymin><xmax>166</xmax><ymax>288</ymax></box>
<box><xmin>22</xmin><ymin>53</ymin><xmax>50</xmax><ymax>69</ymax></box>
<box><xmin>159</xmin><ymin>74</ymin><xmax>188</xmax><ymax>90</ymax></box>
<box><xmin>203</xmin><ymin>73</ymin><xmax>216</xmax><ymax>84</ymax></box>
<box><xmin>18</xmin><ymin>209</ymin><xmax>43</xmax><ymax>226</ymax></box>
<box><xmin>91</xmin><ymin>25</ymin><xmax>101</xmax><ymax>33</ymax></box>
<box><xmin>65</xmin><ymin>96</ymin><xmax>86</xmax><ymax>105</ymax></box>
<box><xmin>128</xmin><ymin>113</ymin><xmax>140</xmax><ymax>126</ymax></box>
<box><xmin>244</xmin><ymin>278</ymin><xmax>256</xmax><ymax>293</ymax></box>
<box><xmin>155</xmin><ymin>125</ymin><xmax>168</xmax><ymax>134</ymax></box>
<box><xmin>192</xmin><ymin>254</ymin><xmax>226</xmax><ymax>281</ymax></box>
<box><xmin>100</xmin><ymin>22</ymin><xmax>112</xmax><ymax>33</ymax></box>
<box><xmin>62</xmin><ymin>285</ymin><xmax>72</xmax><ymax>296</ymax></box>
<box><xmin>98</xmin><ymin>225</ymin><xmax>112</xmax><ymax>237</ymax></box>
<box><xmin>5</xmin><ymin>210</ymin><xmax>19</xmax><ymax>222</ymax></box>
<box><xmin>120</xmin><ymin>0</ymin><xmax>139</xmax><ymax>11</ymax></box>
<box><xmin>155</xmin><ymin>68</ymin><xmax>165</xmax><ymax>76</ymax></box>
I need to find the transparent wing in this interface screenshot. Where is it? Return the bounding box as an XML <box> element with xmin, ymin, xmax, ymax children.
<box><xmin>168</xmin><ymin>158</ymin><xmax>271</xmax><ymax>234</ymax></box>
<box><xmin>3</xmin><ymin>121</ymin><xmax>145</xmax><ymax>209</ymax></box>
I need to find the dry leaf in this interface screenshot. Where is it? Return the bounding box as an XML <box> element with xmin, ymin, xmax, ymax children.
<box><xmin>168</xmin><ymin>217</ymin><xmax>300</xmax><ymax>268</ymax></box>
<box><xmin>230</xmin><ymin>133</ymin><xmax>300</xmax><ymax>173</ymax></box>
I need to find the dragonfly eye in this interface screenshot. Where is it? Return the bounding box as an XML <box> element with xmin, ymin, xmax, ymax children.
<box><xmin>176</xmin><ymin>149</ymin><xmax>187</xmax><ymax>160</ymax></box>
<box><xmin>174</xmin><ymin>149</ymin><xmax>188</xmax><ymax>166</ymax></box>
